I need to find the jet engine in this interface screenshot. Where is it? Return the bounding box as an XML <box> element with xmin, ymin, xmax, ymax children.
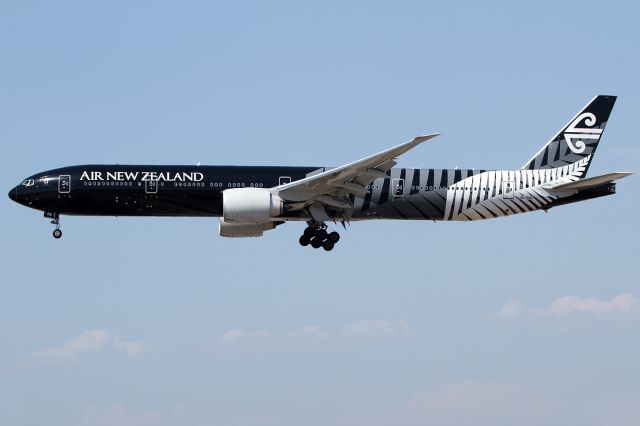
<box><xmin>218</xmin><ymin>217</ymin><xmax>275</xmax><ymax>238</ymax></box>
<box><xmin>222</xmin><ymin>188</ymin><xmax>283</xmax><ymax>223</ymax></box>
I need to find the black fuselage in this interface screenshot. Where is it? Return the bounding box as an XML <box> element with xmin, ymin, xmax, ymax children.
<box><xmin>9</xmin><ymin>165</ymin><xmax>320</xmax><ymax>217</ymax></box>
<box><xmin>9</xmin><ymin>164</ymin><xmax>615</xmax><ymax>223</ymax></box>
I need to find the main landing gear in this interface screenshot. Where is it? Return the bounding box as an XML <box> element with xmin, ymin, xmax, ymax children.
<box><xmin>299</xmin><ymin>224</ymin><xmax>340</xmax><ymax>251</ymax></box>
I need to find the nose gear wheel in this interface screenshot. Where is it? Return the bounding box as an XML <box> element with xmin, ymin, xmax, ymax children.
<box><xmin>49</xmin><ymin>212</ymin><xmax>62</xmax><ymax>239</ymax></box>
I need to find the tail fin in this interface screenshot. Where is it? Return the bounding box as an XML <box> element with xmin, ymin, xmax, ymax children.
<box><xmin>521</xmin><ymin>95</ymin><xmax>617</xmax><ymax>177</ymax></box>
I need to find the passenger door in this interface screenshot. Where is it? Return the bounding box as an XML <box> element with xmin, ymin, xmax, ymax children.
<box><xmin>279</xmin><ymin>176</ymin><xmax>292</xmax><ymax>186</ymax></box>
<box><xmin>143</xmin><ymin>178</ymin><xmax>159</xmax><ymax>212</ymax></box>
<box><xmin>145</xmin><ymin>179</ymin><xmax>158</xmax><ymax>194</ymax></box>
<box><xmin>58</xmin><ymin>175</ymin><xmax>71</xmax><ymax>194</ymax></box>
<box><xmin>392</xmin><ymin>178</ymin><xmax>404</xmax><ymax>198</ymax></box>
<box><xmin>502</xmin><ymin>181</ymin><xmax>514</xmax><ymax>199</ymax></box>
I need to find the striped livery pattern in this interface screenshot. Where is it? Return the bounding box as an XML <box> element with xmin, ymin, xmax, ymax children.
<box><xmin>353</xmin><ymin>167</ymin><xmax>479</xmax><ymax>220</ymax></box>
<box><xmin>443</xmin><ymin>156</ymin><xmax>591</xmax><ymax>221</ymax></box>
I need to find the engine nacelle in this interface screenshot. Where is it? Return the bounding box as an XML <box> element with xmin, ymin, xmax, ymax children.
<box><xmin>219</xmin><ymin>217</ymin><xmax>275</xmax><ymax>238</ymax></box>
<box><xmin>222</xmin><ymin>188</ymin><xmax>283</xmax><ymax>224</ymax></box>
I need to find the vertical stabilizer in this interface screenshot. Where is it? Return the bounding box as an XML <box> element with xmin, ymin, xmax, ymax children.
<box><xmin>521</xmin><ymin>95</ymin><xmax>616</xmax><ymax>177</ymax></box>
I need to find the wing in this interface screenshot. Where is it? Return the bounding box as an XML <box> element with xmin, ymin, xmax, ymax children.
<box><xmin>275</xmin><ymin>133</ymin><xmax>439</xmax><ymax>220</ymax></box>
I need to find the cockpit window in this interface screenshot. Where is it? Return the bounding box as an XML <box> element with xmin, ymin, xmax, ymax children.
<box><xmin>21</xmin><ymin>179</ymin><xmax>35</xmax><ymax>187</ymax></box>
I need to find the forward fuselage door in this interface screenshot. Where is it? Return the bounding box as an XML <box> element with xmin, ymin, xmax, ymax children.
<box><xmin>145</xmin><ymin>179</ymin><xmax>158</xmax><ymax>194</ymax></box>
<box><xmin>143</xmin><ymin>178</ymin><xmax>159</xmax><ymax>213</ymax></box>
<box><xmin>58</xmin><ymin>175</ymin><xmax>71</xmax><ymax>194</ymax></box>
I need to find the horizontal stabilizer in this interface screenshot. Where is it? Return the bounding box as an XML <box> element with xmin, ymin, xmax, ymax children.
<box><xmin>548</xmin><ymin>172</ymin><xmax>633</xmax><ymax>192</ymax></box>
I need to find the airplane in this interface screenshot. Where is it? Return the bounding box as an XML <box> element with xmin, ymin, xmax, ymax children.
<box><xmin>8</xmin><ymin>95</ymin><xmax>632</xmax><ymax>251</ymax></box>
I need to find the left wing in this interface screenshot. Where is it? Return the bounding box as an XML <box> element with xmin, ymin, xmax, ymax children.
<box><xmin>275</xmin><ymin>133</ymin><xmax>439</xmax><ymax>220</ymax></box>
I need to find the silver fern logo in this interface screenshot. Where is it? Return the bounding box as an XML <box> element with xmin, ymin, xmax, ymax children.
<box><xmin>563</xmin><ymin>112</ymin><xmax>602</xmax><ymax>154</ymax></box>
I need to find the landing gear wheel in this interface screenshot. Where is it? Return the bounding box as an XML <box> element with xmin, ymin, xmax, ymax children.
<box><xmin>303</xmin><ymin>226</ymin><xmax>315</xmax><ymax>238</ymax></box>
<box><xmin>299</xmin><ymin>235</ymin><xmax>311</xmax><ymax>246</ymax></box>
<box><xmin>315</xmin><ymin>229</ymin><xmax>328</xmax><ymax>240</ymax></box>
<box><xmin>322</xmin><ymin>241</ymin><xmax>334</xmax><ymax>251</ymax></box>
<box><xmin>53</xmin><ymin>229</ymin><xmax>62</xmax><ymax>239</ymax></box>
<box><xmin>301</xmin><ymin>221</ymin><xmax>339</xmax><ymax>250</ymax></box>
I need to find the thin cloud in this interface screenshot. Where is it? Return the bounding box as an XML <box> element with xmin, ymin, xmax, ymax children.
<box><xmin>549</xmin><ymin>293</ymin><xmax>639</xmax><ymax>316</ymax></box>
<box><xmin>492</xmin><ymin>300</ymin><xmax>524</xmax><ymax>320</ymax></box>
<box><xmin>217</xmin><ymin>320</ymin><xmax>408</xmax><ymax>344</ymax></box>
<box><xmin>342</xmin><ymin>319</ymin><xmax>409</xmax><ymax>338</ymax></box>
<box><xmin>219</xmin><ymin>329</ymin><xmax>273</xmax><ymax>343</ymax></box>
<box><xmin>79</xmin><ymin>404</ymin><xmax>187</xmax><ymax>426</ymax></box>
<box><xmin>33</xmin><ymin>329</ymin><xmax>149</xmax><ymax>361</ymax></box>
<box><xmin>334</xmin><ymin>381</ymin><xmax>640</xmax><ymax>426</ymax></box>
<box><xmin>284</xmin><ymin>325</ymin><xmax>328</xmax><ymax>339</ymax></box>
<box><xmin>219</xmin><ymin>329</ymin><xmax>248</xmax><ymax>343</ymax></box>
<box><xmin>79</xmin><ymin>404</ymin><xmax>280</xmax><ymax>426</ymax></box>
<box><xmin>492</xmin><ymin>293</ymin><xmax>640</xmax><ymax>320</ymax></box>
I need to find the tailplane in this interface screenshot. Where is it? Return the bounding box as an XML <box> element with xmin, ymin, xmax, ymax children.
<box><xmin>521</xmin><ymin>95</ymin><xmax>617</xmax><ymax>178</ymax></box>
<box><xmin>544</xmin><ymin>172</ymin><xmax>633</xmax><ymax>193</ymax></box>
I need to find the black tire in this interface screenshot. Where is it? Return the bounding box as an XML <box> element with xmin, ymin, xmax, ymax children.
<box><xmin>303</xmin><ymin>226</ymin><xmax>315</xmax><ymax>238</ymax></box>
<box><xmin>322</xmin><ymin>241</ymin><xmax>334</xmax><ymax>251</ymax></box>
<box><xmin>328</xmin><ymin>231</ymin><xmax>340</xmax><ymax>243</ymax></box>
<box><xmin>299</xmin><ymin>235</ymin><xmax>311</xmax><ymax>246</ymax></box>
<box><xmin>311</xmin><ymin>238</ymin><xmax>322</xmax><ymax>249</ymax></box>
<box><xmin>315</xmin><ymin>229</ymin><xmax>328</xmax><ymax>240</ymax></box>
<box><xmin>53</xmin><ymin>229</ymin><xmax>62</xmax><ymax>239</ymax></box>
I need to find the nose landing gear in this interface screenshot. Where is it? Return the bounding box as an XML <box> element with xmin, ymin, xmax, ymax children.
<box><xmin>299</xmin><ymin>223</ymin><xmax>340</xmax><ymax>251</ymax></box>
<box><xmin>46</xmin><ymin>212</ymin><xmax>62</xmax><ymax>239</ymax></box>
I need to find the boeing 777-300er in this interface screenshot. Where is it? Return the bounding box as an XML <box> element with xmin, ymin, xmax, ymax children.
<box><xmin>8</xmin><ymin>95</ymin><xmax>632</xmax><ymax>251</ymax></box>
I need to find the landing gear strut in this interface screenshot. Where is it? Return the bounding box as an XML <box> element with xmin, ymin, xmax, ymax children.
<box><xmin>299</xmin><ymin>223</ymin><xmax>340</xmax><ymax>251</ymax></box>
<box><xmin>49</xmin><ymin>212</ymin><xmax>62</xmax><ymax>239</ymax></box>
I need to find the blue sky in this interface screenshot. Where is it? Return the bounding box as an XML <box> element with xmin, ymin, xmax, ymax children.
<box><xmin>1</xmin><ymin>1</ymin><xmax>639</xmax><ymax>425</ymax></box>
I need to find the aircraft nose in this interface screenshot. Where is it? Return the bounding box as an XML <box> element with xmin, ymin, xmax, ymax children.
<box><xmin>8</xmin><ymin>186</ymin><xmax>17</xmax><ymax>202</ymax></box>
